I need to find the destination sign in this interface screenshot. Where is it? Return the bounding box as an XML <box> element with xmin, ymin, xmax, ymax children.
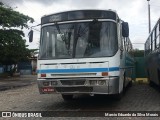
<box><xmin>41</xmin><ymin>10</ymin><xmax>117</xmax><ymax>24</ymax></box>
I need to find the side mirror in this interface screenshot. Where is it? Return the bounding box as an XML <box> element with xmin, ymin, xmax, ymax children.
<box><xmin>122</xmin><ymin>22</ymin><xmax>129</xmax><ymax>37</ymax></box>
<box><xmin>28</xmin><ymin>30</ymin><xmax>33</xmax><ymax>42</ymax></box>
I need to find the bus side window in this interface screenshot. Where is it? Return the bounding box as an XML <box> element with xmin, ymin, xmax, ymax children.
<box><xmin>123</xmin><ymin>38</ymin><xmax>127</xmax><ymax>51</ymax></box>
<box><xmin>159</xmin><ymin>22</ymin><xmax>160</xmax><ymax>48</ymax></box>
<box><xmin>156</xmin><ymin>25</ymin><xmax>159</xmax><ymax>48</ymax></box>
<box><xmin>152</xmin><ymin>32</ymin><xmax>155</xmax><ymax>51</ymax></box>
<box><xmin>120</xmin><ymin>24</ymin><xmax>124</xmax><ymax>50</ymax></box>
<box><xmin>151</xmin><ymin>34</ymin><xmax>153</xmax><ymax>52</ymax></box>
<box><xmin>121</xmin><ymin>37</ymin><xmax>124</xmax><ymax>50</ymax></box>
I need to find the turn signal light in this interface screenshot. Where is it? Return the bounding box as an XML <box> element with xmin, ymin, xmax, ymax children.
<box><xmin>102</xmin><ymin>72</ymin><xmax>108</xmax><ymax>76</ymax></box>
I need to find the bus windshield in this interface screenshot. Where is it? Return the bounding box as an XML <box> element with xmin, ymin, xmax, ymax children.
<box><xmin>39</xmin><ymin>21</ymin><xmax>118</xmax><ymax>59</ymax></box>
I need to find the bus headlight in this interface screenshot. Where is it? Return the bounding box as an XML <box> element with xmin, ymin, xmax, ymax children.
<box><xmin>51</xmin><ymin>81</ymin><xmax>57</xmax><ymax>85</ymax></box>
<box><xmin>90</xmin><ymin>80</ymin><xmax>97</xmax><ymax>85</ymax></box>
<box><xmin>43</xmin><ymin>81</ymin><xmax>57</xmax><ymax>86</ymax></box>
<box><xmin>89</xmin><ymin>80</ymin><xmax>106</xmax><ymax>86</ymax></box>
<box><xmin>98</xmin><ymin>80</ymin><xmax>106</xmax><ymax>85</ymax></box>
<box><xmin>43</xmin><ymin>82</ymin><xmax>50</xmax><ymax>86</ymax></box>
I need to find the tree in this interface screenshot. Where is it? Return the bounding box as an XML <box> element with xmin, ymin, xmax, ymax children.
<box><xmin>0</xmin><ymin>2</ymin><xmax>34</xmax><ymax>75</ymax></box>
<box><xmin>130</xmin><ymin>49</ymin><xmax>144</xmax><ymax>57</ymax></box>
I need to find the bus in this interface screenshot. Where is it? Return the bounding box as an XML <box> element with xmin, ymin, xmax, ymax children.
<box><xmin>145</xmin><ymin>18</ymin><xmax>160</xmax><ymax>89</ymax></box>
<box><xmin>29</xmin><ymin>10</ymin><xmax>135</xmax><ymax>100</ymax></box>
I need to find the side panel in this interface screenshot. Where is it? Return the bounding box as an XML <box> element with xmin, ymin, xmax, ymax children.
<box><xmin>118</xmin><ymin>22</ymin><xmax>134</xmax><ymax>93</ymax></box>
<box><xmin>147</xmin><ymin>52</ymin><xmax>160</xmax><ymax>85</ymax></box>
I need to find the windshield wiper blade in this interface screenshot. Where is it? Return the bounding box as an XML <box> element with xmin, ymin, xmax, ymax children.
<box><xmin>54</xmin><ymin>22</ymin><xmax>65</xmax><ymax>41</ymax></box>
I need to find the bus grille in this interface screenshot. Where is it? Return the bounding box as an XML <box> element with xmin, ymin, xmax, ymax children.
<box><xmin>60</xmin><ymin>80</ymin><xmax>85</xmax><ymax>85</ymax></box>
<box><xmin>51</xmin><ymin>73</ymin><xmax>96</xmax><ymax>77</ymax></box>
<box><xmin>56</xmin><ymin>87</ymin><xmax>93</xmax><ymax>92</ymax></box>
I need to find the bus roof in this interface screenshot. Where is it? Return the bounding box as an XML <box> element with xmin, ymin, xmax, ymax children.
<box><xmin>42</xmin><ymin>9</ymin><xmax>117</xmax><ymax>18</ymax></box>
<box><xmin>41</xmin><ymin>9</ymin><xmax>119</xmax><ymax>24</ymax></box>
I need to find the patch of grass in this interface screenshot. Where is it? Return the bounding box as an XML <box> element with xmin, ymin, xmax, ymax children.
<box><xmin>135</xmin><ymin>78</ymin><xmax>149</xmax><ymax>84</ymax></box>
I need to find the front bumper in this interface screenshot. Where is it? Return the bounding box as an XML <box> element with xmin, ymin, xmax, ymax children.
<box><xmin>37</xmin><ymin>77</ymin><xmax>119</xmax><ymax>95</ymax></box>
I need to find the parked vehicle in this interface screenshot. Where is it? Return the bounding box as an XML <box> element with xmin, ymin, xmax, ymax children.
<box><xmin>145</xmin><ymin>18</ymin><xmax>160</xmax><ymax>89</ymax></box>
<box><xmin>29</xmin><ymin>10</ymin><xmax>135</xmax><ymax>100</ymax></box>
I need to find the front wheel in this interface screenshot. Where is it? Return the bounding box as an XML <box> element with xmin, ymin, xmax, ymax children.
<box><xmin>62</xmin><ymin>94</ymin><xmax>73</xmax><ymax>101</ymax></box>
<box><xmin>114</xmin><ymin>73</ymin><xmax>125</xmax><ymax>100</ymax></box>
<box><xmin>128</xmin><ymin>80</ymin><xmax>132</xmax><ymax>87</ymax></box>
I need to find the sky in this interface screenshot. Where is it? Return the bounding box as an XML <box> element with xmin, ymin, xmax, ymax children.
<box><xmin>1</xmin><ymin>0</ymin><xmax>160</xmax><ymax>50</ymax></box>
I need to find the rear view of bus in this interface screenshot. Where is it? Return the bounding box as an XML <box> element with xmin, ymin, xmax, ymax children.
<box><xmin>36</xmin><ymin>10</ymin><xmax>134</xmax><ymax>100</ymax></box>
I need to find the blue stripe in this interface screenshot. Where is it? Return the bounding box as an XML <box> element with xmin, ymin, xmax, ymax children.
<box><xmin>109</xmin><ymin>67</ymin><xmax>120</xmax><ymax>71</ymax></box>
<box><xmin>37</xmin><ymin>67</ymin><xmax>119</xmax><ymax>73</ymax></box>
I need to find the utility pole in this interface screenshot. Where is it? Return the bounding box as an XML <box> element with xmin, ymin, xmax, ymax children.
<box><xmin>147</xmin><ymin>0</ymin><xmax>151</xmax><ymax>33</ymax></box>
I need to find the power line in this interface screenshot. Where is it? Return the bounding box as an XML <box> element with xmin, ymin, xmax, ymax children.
<box><xmin>30</xmin><ymin>27</ymin><xmax>40</xmax><ymax>32</ymax></box>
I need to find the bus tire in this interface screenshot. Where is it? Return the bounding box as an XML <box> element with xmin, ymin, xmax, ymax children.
<box><xmin>147</xmin><ymin>69</ymin><xmax>152</xmax><ymax>87</ymax></box>
<box><xmin>62</xmin><ymin>94</ymin><xmax>73</xmax><ymax>101</ymax></box>
<box><xmin>123</xmin><ymin>73</ymin><xmax>126</xmax><ymax>92</ymax></box>
<box><xmin>114</xmin><ymin>74</ymin><xmax>125</xmax><ymax>100</ymax></box>
<box><xmin>149</xmin><ymin>81</ymin><xmax>154</xmax><ymax>87</ymax></box>
<box><xmin>148</xmin><ymin>69</ymin><xmax>154</xmax><ymax>87</ymax></box>
<box><xmin>157</xmin><ymin>69</ymin><xmax>160</xmax><ymax>91</ymax></box>
<box><xmin>128</xmin><ymin>80</ymin><xmax>132</xmax><ymax>87</ymax></box>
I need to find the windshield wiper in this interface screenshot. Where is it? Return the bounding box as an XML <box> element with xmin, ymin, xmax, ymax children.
<box><xmin>54</xmin><ymin>22</ymin><xmax>65</xmax><ymax>41</ymax></box>
<box><xmin>54</xmin><ymin>22</ymin><xmax>73</xmax><ymax>56</ymax></box>
<box><xmin>72</xmin><ymin>20</ymin><xmax>97</xmax><ymax>58</ymax></box>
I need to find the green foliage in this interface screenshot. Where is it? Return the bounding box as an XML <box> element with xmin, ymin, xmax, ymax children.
<box><xmin>0</xmin><ymin>3</ymin><xmax>34</xmax><ymax>28</ymax></box>
<box><xmin>130</xmin><ymin>49</ymin><xmax>144</xmax><ymax>57</ymax></box>
<box><xmin>0</xmin><ymin>3</ymin><xmax>35</xmax><ymax>74</ymax></box>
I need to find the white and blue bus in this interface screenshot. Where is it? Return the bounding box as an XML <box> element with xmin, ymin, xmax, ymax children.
<box><xmin>145</xmin><ymin>18</ymin><xmax>160</xmax><ymax>89</ymax></box>
<box><xmin>29</xmin><ymin>10</ymin><xmax>135</xmax><ymax>100</ymax></box>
